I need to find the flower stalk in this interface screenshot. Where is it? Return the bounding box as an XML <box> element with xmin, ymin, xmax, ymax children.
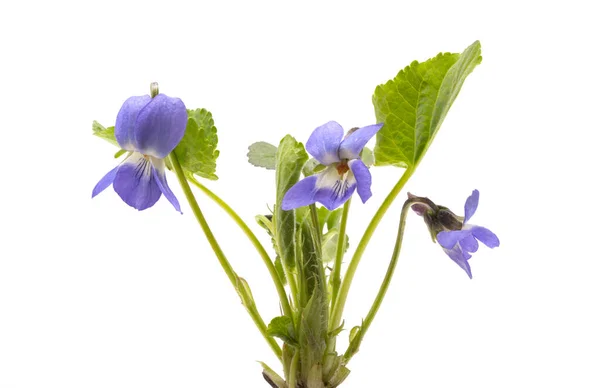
<box><xmin>169</xmin><ymin>152</ymin><xmax>282</xmax><ymax>359</ymax></box>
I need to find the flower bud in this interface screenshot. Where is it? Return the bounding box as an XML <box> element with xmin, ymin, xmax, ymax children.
<box><xmin>408</xmin><ymin>194</ymin><xmax>463</xmax><ymax>242</ymax></box>
<box><xmin>150</xmin><ymin>82</ymin><xmax>159</xmax><ymax>98</ymax></box>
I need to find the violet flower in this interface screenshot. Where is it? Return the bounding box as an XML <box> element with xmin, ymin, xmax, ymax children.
<box><xmin>436</xmin><ymin>190</ymin><xmax>500</xmax><ymax>278</ymax></box>
<box><xmin>282</xmin><ymin>121</ymin><xmax>383</xmax><ymax>211</ymax></box>
<box><xmin>92</xmin><ymin>93</ymin><xmax>187</xmax><ymax>212</ymax></box>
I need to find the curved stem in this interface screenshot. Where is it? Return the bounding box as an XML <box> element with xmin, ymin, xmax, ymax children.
<box><xmin>330</xmin><ymin>167</ymin><xmax>414</xmax><ymax>330</ymax></box>
<box><xmin>329</xmin><ymin>199</ymin><xmax>350</xmax><ymax>317</ymax></box>
<box><xmin>343</xmin><ymin>197</ymin><xmax>420</xmax><ymax>361</ymax></box>
<box><xmin>187</xmin><ymin>176</ymin><xmax>293</xmax><ymax>319</ymax></box>
<box><xmin>169</xmin><ymin>153</ymin><xmax>282</xmax><ymax>359</ymax></box>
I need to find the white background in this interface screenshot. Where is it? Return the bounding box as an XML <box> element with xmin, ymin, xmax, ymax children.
<box><xmin>1</xmin><ymin>1</ymin><xmax>598</xmax><ymax>387</ymax></box>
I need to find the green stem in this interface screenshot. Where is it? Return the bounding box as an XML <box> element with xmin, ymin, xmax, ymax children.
<box><xmin>288</xmin><ymin>350</ymin><xmax>300</xmax><ymax>388</ymax></box>
<box><xmin>187</xmin><ymin>176</ymin><xmax>293</xmax><ymax>319</ymax></box>
<box><xmin>309</xmin><ymin>204</ymin><xmax>322</xmax><ymax>253</ymax></box>
<box><xmin>169</xmin><ymin>153</ymin><xmax>282</xmax><ymax>359</ymax></box>
<box><xmin>330</xmin><ymin>167</ymin><xmax>414</xmax><ymax>330</ymax></box>
<box><xmin>343</xmin><ymin>197</ymin><xmax>419</xmax><ymax>361</ymax></box>
<box><xmin>329</xmin><ymin>199</ymin><xmax>350</xmax><ymax>317</ymax></box>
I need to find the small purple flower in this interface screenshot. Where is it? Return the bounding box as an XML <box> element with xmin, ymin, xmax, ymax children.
<box><xmin>92</xmin><ymin>93</ymin><xmax>187</xmax><ymax>212</ymax></box>
<box><xmin>436</xmin><ymin>190</ymin><xmax>500</xmax><ymax>278</ymax></box>
<box><xmin>282</xmin><ymin>121</ymin><xmax>383</xmax><ymax>211</ymax></box>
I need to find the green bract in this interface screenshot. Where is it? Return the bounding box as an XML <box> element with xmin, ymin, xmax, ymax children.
<box><xmin>92</xmin><ymin>121</ymin><xmax>118</xmax><ymax>148</ymax></box>
<box><xmin>373</xmin><ymin>40</ymin><xmax>482</xmax><ymax>168</ymax></box>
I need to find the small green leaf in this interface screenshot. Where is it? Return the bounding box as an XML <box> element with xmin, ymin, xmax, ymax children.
<box><xmin>316</xmin><ymin>206</ymin><xmax>343</xmax><ymax>233</ymax></box>
<box><xmin>92</xmin><ymin>121</ymin><xmax>119</xmax><ymax>147</ymax></box>
<box><xmin>256</xmin><ymin>214</ymin><xmax>275</xmax><ymax>235</ymax></box>
<box><xmin>248</xmin><ymin>141</ymin><xmax>277</xmax><ymax>170</ymax></box>
<box><xmin>267</xmin><ymin>316</ymin><xmax>297</xmax><ymax>346</ymax></box>
<box><xmin>328</xmin><ymin>320</ymin><xmax>345</xmax><ymax>338</ymax></box>
<box><xmin>174</xmin><ymin>108</ymin><xmax>219</xmax><ymax>180</ymax></box>
<box><xmin>321</xmin><ymin>228</ymin><xmax>349</xmax><ymax>263</ymax></box>
<box><xmin>273</xmin><ymin>135</ymin><xmax>308</xmax><ymax>269</ymax></box>
<box><xmin>373</xmin><ymin>40</ymin><xmax>482</xmax><ymax>168</ymax></box>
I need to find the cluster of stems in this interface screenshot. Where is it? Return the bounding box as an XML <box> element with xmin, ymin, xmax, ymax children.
<box><xmin>169</xmin><ymin>151</ymin><xmax>421</xmax><ymax>382</ymax></box>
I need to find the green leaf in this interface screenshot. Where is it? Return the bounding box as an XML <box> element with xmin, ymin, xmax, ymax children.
<box><xmin>174</xmin><ymin>108</ymin><xmax>219</xmax><ymax>180</ymax></box>
<box><xmin>299</xmin><ymin>290</ymin><xmax>327</xmax><ymax>382</ymax></box>
<box><xmin>321</xmin><ymin>228</ymin><xmax>349</xmax><ymax>263</ymax></box>
<box><xmin>316</xmin><ymin>206</ymin><xmax>343</xmax><ymax>233</ymax></box>
<box><xmin>267</xmin><ymin>316</ymin><xmax>297</xmax><ymax>346</ymax></box>
<box><xmin>361</xmin><ymin>146</ymin><xmax>374</xmax><ymax>167</ymax></box>
<box><xmin>92</xmin><ymin>121</ymin><xmax>119</xmax><ymax>148</ymax></box>
<box><xmin>273</xmin><ymin>256</ymin><xmax>287</xmax><ymax>286</ymax></box>
<box><xmin>273</xmin><ymin>135</ymin><xmax>308</xmax><ymax>268</ymax></box>
<box><xmin>373</xmin><ymin>40</ymin><xmax>482</xmax><ymax>168</ymax></box>
<box><xmin>247</xmin><ymin>141</ymin><xmax>277</xmax><ymax>170</ymax></box>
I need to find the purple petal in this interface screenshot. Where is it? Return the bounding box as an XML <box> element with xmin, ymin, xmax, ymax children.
<box><xmin>436</xmin><ymin>230</ymin><xmax>472</xmax><ymax>249</ymax></box>
<box><xmin>471</xmin><ymin>226</ymin><xmax>500</xmax><ymax>248</ymax></box>
<box><xmin>113</xmin><ymin>153</ymin><xmax>162</xmax><ymax>211</ymax></box>
<box><xmin>459</xmin><ymin>234</ymin><xmax>479</xmax><ymax>254</ymax></box>
<box><xmin>133</xmin><ymin>94</ymin><xmax>188</xmax><ymax>158</ymax></box>
<box><xmin>151</xmin><ymin>158</ymin><xmax>181</xmax><ymax>213</ymax></box>
<box><xmin>115</xmin><ymin>95</ymin><xmax>152</xmax><ymax>151</ymax></box>
<box><xmin>314</xmin><ymin>166</ymin><xmax>356</xmax><ymax>210</ymax></box>
<box><xmin>464</xmin><ymin>189</ymin><xmax>479</xmax><ymax>223</ymax></box>
<box><xmin>315</xmin><ymin>183</ymin><xmax>356</xmax><ymax>210</ymax></box>
<box><xmin>92</xmin><ymin>165</ymin><xmax>118</xmax><ymax>198</ymax></box>
<box><xmin>338</xmin><ymin>123</ymin><xmax>383</xmax><ymax>160</ymax></box>
<box><xmin>443</xmin><ymin>246</ymin><xmax>473</xmax><ymax>279</ymax></box>
<box><xmin>281</xmin><ymin>175</ymin><xmax>318</xmax><ymax>210</ymax></box>
<box><xmin>305</xmin><ymin>121</ymin><xmax>343</xmax><ymax>165</ymax></box>
<box><xmin>348</xmin><ymin>159</ymin><xmax>372</xmax><ymax>203</ymax></box>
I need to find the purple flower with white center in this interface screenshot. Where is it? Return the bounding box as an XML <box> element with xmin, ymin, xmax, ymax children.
<box><xmin>282</xmin><ymin>121</ymin><xmax>383</xmax><ymax>211</ymax></box>
<box><xmin>436</xmin><ymin>190</ymin><xmax>500</xmax><ymax>278</ymax></box>
<box><xmin>92</xmin><ymin>92</ymin><xmax>187</xmax><ymax>212</ymax></box>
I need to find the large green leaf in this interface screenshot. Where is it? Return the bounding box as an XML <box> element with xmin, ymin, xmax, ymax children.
<box><xmin>373</xmin><ymin>40</ymin><xmax>482</xmax><ymax>168</ymax></box>
<box><xmin>273</xmin><ymin>135</ymin><xmax>308</xmax><ymax>269</ymax></box>
<box><xmin>174</xmin><ymin>108</ymin><xmax>219</xmax><ymax>180</ymax></box>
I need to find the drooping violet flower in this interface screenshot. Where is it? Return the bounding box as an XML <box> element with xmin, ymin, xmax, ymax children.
<box><xmin>92</xmin><ymin>91</ymin><xmax>187</xmax><ymax>212</ymax></box>
<box><xmin>282</xmin><ymin>121</ymin><xmax>383</xmax><ymax>211</ymax></box>
<box><xmin>436</xmin><ymin>190</ymin><xmax>500</xmax><ymax>278</ymax></box>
